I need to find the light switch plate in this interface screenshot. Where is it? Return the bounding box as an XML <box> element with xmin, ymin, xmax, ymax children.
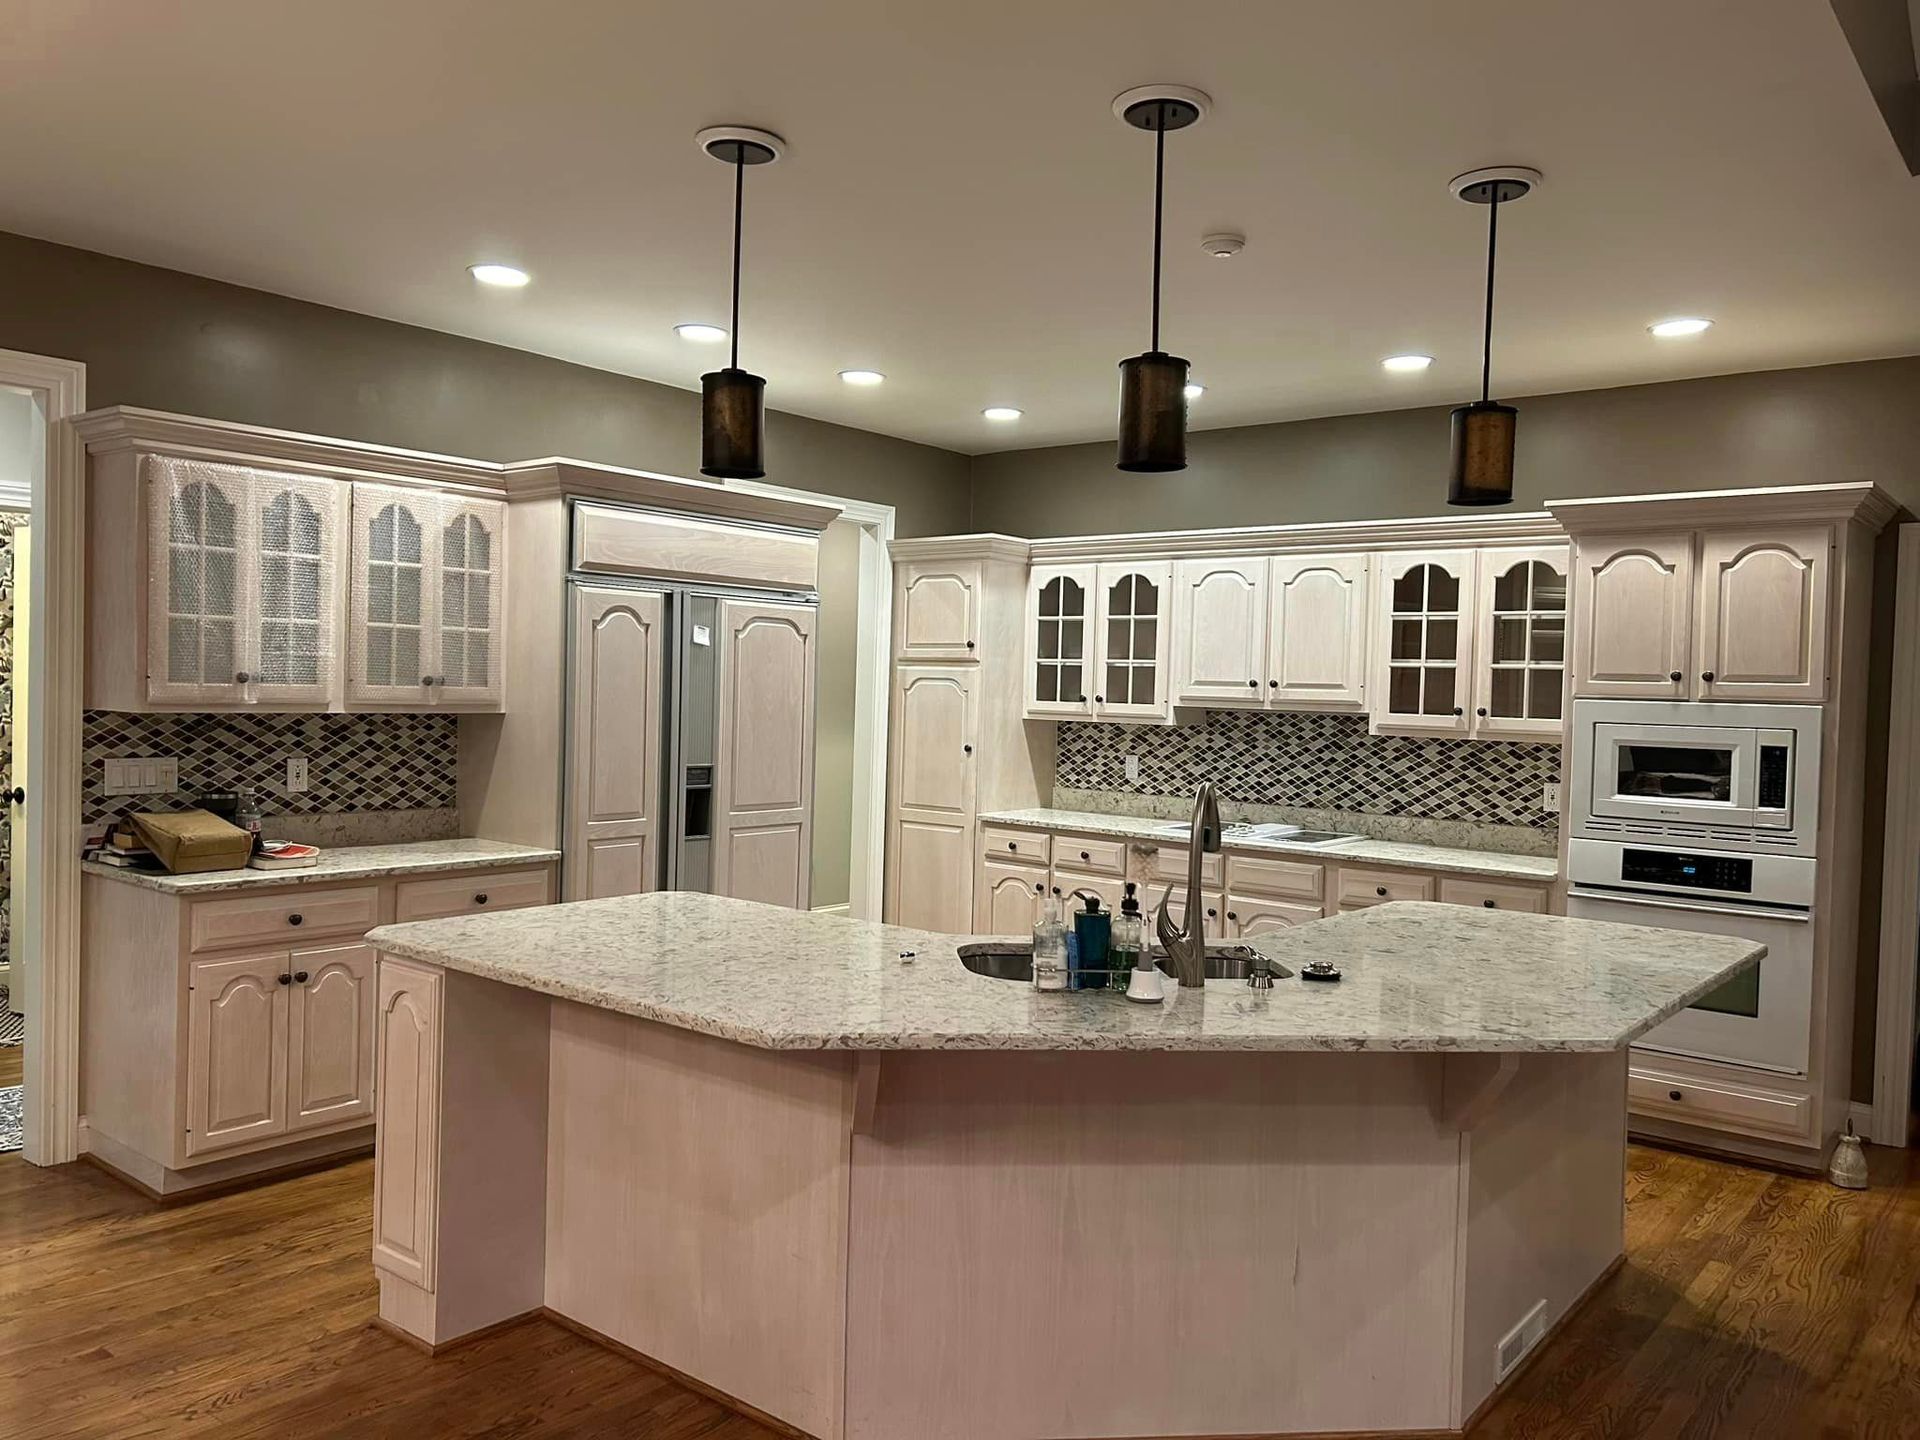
<box><xmin>286</xmin><ymin>756</ymin><xmax>310</xmax><ymax>793</ymax></box>
<box><xmin>102</xmin><ymin>756</ymin><xmax>179</xmax><ymax>796</ymax></box>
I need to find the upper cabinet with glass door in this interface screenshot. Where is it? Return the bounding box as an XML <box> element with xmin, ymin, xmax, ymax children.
<box><xmin>1471</xmin><ymin>546</ymin><xmax>1568</xmax><ymax>740</ymax></box>
<box><xmin>1092</xmin><ymin>562</ymin><xmax>1171</xmax><ymax>722</ymax></box>
<box><xmin>1372</xmin><ymin>551</ymin><xmax>1474</xmax><ymax>735</ymax></box>
<box><xmin>144</xmin><ymin>456</ymin><xmax>343</xmax><ymax>708</ymax></box>
<box><xmin>1023</xmin><ymin>564</ymin><xmax>1093</xmax><ymax>717</ymax></box>
<box><xmin>347</xmin><ymin>485</ymin><xmax>506</xmax><ymax>710</ymax></box>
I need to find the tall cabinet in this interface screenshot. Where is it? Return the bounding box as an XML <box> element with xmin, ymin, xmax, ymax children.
<box><xmin>887</xmin><ymin>537</ymin><xmax>1053</xmax><ymax>932</ymax></box>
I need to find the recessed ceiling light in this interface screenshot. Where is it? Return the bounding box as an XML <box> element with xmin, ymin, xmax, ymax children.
<box><xmin>839</xmin><ymin>369</ymin><xmax>886</xmax><ymax>386</ymax></box>
<box><xmin>1184</xmin><ymin>382</ymin><xmax>1205</xmax><ymax>400</ymax></box>
<box><xmin>468</xmin><ymin>263</ymin><xmax>529</xmax><ymax>288</ymax></box>
<box><xmin>982</xmin><ymin>406</ymin><xmax>1023</xmax><ymax>422</ymax></box>
<box><xmin>1381</xmin><ymin>353</ymin><xmax>1434</xmax><ymax>372</ymax></box>
<box><xmin>1649</xmin><ymin>316</ymin><xmax>1713</xmax><ymax>338</ymax></box>
<box><xmin>674</xmin><ymin>323</ymin><xmax>729</xmax><ymax>343</ymax></box>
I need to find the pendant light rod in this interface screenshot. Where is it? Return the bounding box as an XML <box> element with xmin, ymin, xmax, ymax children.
<box><xmin>694</xmin><ymin>125</ymin><xmax>786</xmax><ymax>482</ymax></box>
<box><xmin>730</xmin><ymin>151</ymin><xmax>745</xmax><ymax>370</ymax></box>
<box><xmin>1150</xmin><ymin>100</ymin><xmax>1166</xmax><ymax>352</ymax></box>
<box><xmin>1444</xmin><ymin>165</ymin><xmax>1540</xmax><ymax>508</ymax></box>
<box><xmin>1480</xmin><ymin>190</ymin><xmax>1499</xmax><ymax>404</ymax></box>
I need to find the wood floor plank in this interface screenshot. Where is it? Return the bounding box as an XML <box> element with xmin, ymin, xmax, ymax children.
<box><xmin>2</xmin><ymin>1141</ymin><xmax>1916</xmax><ymax>1437</ymax></box>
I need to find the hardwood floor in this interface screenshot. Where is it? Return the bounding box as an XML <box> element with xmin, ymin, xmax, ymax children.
<box><xmin>1</xmin><ymin>1141</ymin><xmax>1916</xmax><ymax>1438</ymax></box>
<box><xmin>0</xmin><ymin>1044</ymin><xmax>21</xmax><ymax>1088</ymax></box>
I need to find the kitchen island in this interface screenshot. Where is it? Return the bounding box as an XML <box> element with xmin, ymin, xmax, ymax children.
<box><xmin>365</xmin><ymin>893</ymin><xmax>1760</xmax><ymax>1439</ymax></box>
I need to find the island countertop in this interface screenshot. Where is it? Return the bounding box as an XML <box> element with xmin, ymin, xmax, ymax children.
<box><xmin>365</xmin><ymin>892</ymin><xmax>1761</xmax><ymax>1055</ymax></box>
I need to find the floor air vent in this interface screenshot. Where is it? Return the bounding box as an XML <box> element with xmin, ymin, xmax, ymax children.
<box><xmin>1495</xmin><ymin>1298</ymin><xmax>1549</xmax><ymax>1383</ymax></box>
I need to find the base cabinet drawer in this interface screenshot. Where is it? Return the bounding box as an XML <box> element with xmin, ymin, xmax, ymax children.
<box><xmin>1628</xmin><ymin>1062</ymin><xmax>1816</xmax><ymax>1143</ymax></box>
<box><xmin>1145</xmin><ymin>845</ymin><xmax>1225</xmax><ymax>889</ymax></box>
<box><xmin>394</xmin><ymin>868</ymin><xmax>552</xmax><ymax>923</ymax></box>
<box><xmin>1438</xmin><ymin>877</ymin><xmax>1549</xmax><ymax>913</ymax></box>
<box><xmin>190</xmin><ymin>886</ymin><xmax>381</xmax><ymax>954</ymax></box>
<box><xmin>1225</xmin><ymin>853</ymin><xmax>1324</xmax><ymax>904</ymax></box>
<box><xmin>1053</xmin><ymin>834</ymin><xmax>1127</xmax><ymax>878</ymax></box>
<box><xmin>980</xmin><ymin>825</ymin><xmax>1051</xmax><ymax>867</ymax></box>
<box><xmin>1334</xmin><ymin>866</ymin><xmax>1435</xmax><ymax>909</ymax></box>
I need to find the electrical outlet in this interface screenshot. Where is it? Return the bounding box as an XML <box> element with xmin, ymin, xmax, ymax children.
<box><xmin>1124</xmin><ymin>754</ymin><xmax>1141</xmax><ymax>785</ymax></box>
<box><xmin>286</xmin><ymin>756</ymin><xmax>310</xmax><ymax>793</ymax></box>
<box><xmin>1542</xmin><ymin>781</ymin><xmax>1561</xmax><ymax>811</ymax></box>
<box><xmin>102</xmin><ymin>757</ymin><xmax>179</xmax><ymax>796</ymax></box>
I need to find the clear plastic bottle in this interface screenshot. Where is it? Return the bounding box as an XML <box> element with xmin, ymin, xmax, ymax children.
<box><xmin>1110</xmin><ymin>882</ymin><xmax>1145</xmax><ymax>991</ymax></box>
<box><xmin>1032</xmin><ymin>889</ymin><xmax>1069</xmax><ymax>992</ymax></box>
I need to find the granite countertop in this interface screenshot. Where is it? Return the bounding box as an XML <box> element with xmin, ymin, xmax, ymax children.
<box><xmin>979</xmin><ymin>807</ymin><xmax>1560</xmax><ymax>882</ymax></box>
<box><xmin>82</xmin><ymin>838</ymin><xmax>562</xmax><ymax>894</ymax></box>
<box><xmin>366</xmin><ymin>892</ymin><xmax>1759</xmax><ymax>1055</ymax></box>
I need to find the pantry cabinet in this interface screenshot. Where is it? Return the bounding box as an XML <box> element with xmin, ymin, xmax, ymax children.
<box><xmin>1570</xmin><ymin>526</ymin><xmax>1831</xmax><ymax>702</ymax></box>
<box><xmin>347</xmin><ymin>485</ymin><xmax>507</xmax><ymax>709</ymax></box>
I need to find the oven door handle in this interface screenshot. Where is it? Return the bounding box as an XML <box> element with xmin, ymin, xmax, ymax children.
<box><xmin>1566</xmin><ymin>887</ymin><xmax>1812</xmax><ymax>924</ymax></box>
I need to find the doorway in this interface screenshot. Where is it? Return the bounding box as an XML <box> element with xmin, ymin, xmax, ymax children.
<box><xmin>0</xmin><ymin>390</ymin><xmax>36</xmax><ymax>1149</ymax></box>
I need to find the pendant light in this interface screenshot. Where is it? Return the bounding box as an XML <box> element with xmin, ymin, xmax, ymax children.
<box><xmin>1445</xmin><ymin>166</ymin><xmax>1540</xmax><ymax>506</ymax></box>
<box><xmin>1113</xmin><ymin>85</ymin><xmax>1210</xmax><ymax>473</ymax></box>
<box><xmin>695</xmin><ymin>125</ymin><xmax>785</xmax><ymax>480</ymax></box>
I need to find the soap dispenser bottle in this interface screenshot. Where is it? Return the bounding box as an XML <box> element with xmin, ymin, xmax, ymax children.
<box><xmin>1110</xmin><ymin>883</ymin><xmax>1145</xmax><ymax>992</ymax></box>
<box><xmin>1031</xmin><ymin>889</ymin><xmax>1069</xmax><ymax>992</ymax></box>
<box><xmin>1069</xmin><ymin>891</ymin><xmax>1110</xmax><ymax>992</ymax></box>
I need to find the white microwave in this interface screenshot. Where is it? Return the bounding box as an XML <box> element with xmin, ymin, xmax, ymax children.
<box><xmin>1569</xmin><ymin>699</ymin><xmax>1822</xmax><ymax>855</ymax></box>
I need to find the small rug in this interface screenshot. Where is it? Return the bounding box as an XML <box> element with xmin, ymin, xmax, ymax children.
<box><xmin>0</xmin><ymin>1085</ymin><xmax>21</xmax><ymax>1153</ymax></box>
<box><xmin>0</xmin><ymin>985</ymin><xmax>21</xmax><ymax>1048</ymax></box>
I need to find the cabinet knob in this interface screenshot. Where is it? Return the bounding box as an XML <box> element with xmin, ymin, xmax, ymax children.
<box><xmin>1051</xmin><ymin>886</ymin><xmax>1062</xmax><ymax>896</ymax></box>
<box><xmin>1095</xmin><ymin>695</ymin><xmax>1105</xmax><ymax>704</ymax></box>
<box><xmin>1226</xmin><ymin>910</ymin><xmax>1238</xmax><ymax>921</ymax></box>
<box><xmin>293</xmin><ymin>970</ymin><xmax>309</xmax><ymax>984</ymax></box>
<box><xmin>1206</xmin><ymin>907</ymin><xmax>1217</xmax><ymax>918</ymax></box>
<box><xmin>287</xmin><ymin>913</ymin><xmax>303</xmax><ymax>926</ymax></box>
<box><xmin>1247</xmin><ymin>679</ymin><xmax>1258</xmax><ymax>688</ymax></box>
<box><xmin>235</xmin><ymin>671</ymin><xmax>252</xmax><ymax>684</ymax></box>
<box><xmin>1268</xmin><ymin>679</ymin><xmax>1279</xmax><ymax>688</ymax></box>
<box><xmin>7</xmin><ymin>786</ymin><xmax>22</xmax><ymax>806</ymax></box>
<box><xmin>1008</xmin><ymin>840</ymin><xmax>1018</xmax><ymax>851</ymax></box>
<box><xmin>1483</xmin><ymin>899</ymin><xmax>1496</xmax><ymax>908</ymax></box>
<box><xmin>1033</xmin><ymin>882</ymin><xmax>1044</xmax><ymax>894</ymax></box>
<box><xmin>1375</xmin><ymin>886</ymin><xmax>1388</xmax><ymax>897</ymax></box>
<box><xmin>965</xmin><ymin>640</ymin><xmax>975</xmax><ymax>649</ymax></box>
<box><xmin>1475</xmin><ymin>707</ymin><xmax>1488</xmax><ymax>717</ymax></box>
<box><xmin>1701</xmin><ymin>671</ymin><xmax>1715</xmax><ymax>683</ymax></box>
<box><xmin>962</xmin><ymin>743</ymin><xmax>973</xmax><ymax>754</ymax></box>
<box><xmin>1079</xmin><ymin>850</ymin><xmax>1090</xmax><ymax>861</ymax></box>
<box><xmin>1668</xmin><ymin>1089</ymin><xmax>1684</xmax><ymax>1102</ymax></box>
<box><xmin>474</xmin><ymin>893</ymin><xmax>489</xmax><ymax>905</ymax></box>
<box><xmin>278</xmin><ymin>973</ymin><xmax>292</xmax><ymax>985</ymax></box>
<box><xmin>1452</xmin><ymin>706</ymin><xmax>1464</xmax><ymax>717</ymax></box>
<box><xmin>1669</xmin><ymin>670</ymin><xmax>1683</xmax><ymax>682</ymax></box>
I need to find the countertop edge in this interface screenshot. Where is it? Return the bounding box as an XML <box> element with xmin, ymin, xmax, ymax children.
<box><xmin>82</xmin><ymin>844</ymin><xmax>563</xmax><ymax>894</ymax></box>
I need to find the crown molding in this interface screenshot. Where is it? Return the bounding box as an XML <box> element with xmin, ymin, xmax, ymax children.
<box><xmin>889</xmin><ymin>533</ymin><xmax>1033</xmax><ymax>564</ymax></box>
<box><xmin>1547</xmin><ymin>482</ymin><xmax>1900</xmax><ymax>535</ymax></box>
<box><xmin>1022</xmin><ymin>510</ymin><xmax>1564</xmax><ymax>564</ymax></box>
<box><xmin>73</xmin><ymin>406</ymin><xmax>505</xmax><ymax>491</ymax></box>
<box><xmin>502</xmin><ymin>457</ymin><xmax>838</xmax><ymax>532</ymax></box>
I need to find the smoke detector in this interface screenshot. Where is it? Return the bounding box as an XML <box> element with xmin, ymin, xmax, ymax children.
<box><xmin>1201</xmin><ymin>232</ymin><xmax>1245</xmax><ymax>259</ymax></box>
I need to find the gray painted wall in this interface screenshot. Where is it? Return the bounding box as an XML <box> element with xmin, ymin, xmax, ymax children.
<box><xmin>810</xmin><ymin>519</ymin><xmax>863</xmax><ymax>909</ymax></box>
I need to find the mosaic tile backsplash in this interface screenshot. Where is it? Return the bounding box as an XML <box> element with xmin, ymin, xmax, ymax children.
<box><xmin>82</xmin><ymin>710</ymin><xmax>457</xmax><ymax>826</ymax></box>
<box><xmin>1056</xmin><ymin>710</ymin><xmax>1562</xmax><ymax>832</ymax></box>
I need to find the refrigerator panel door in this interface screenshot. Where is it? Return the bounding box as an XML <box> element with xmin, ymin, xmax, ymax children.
<box><xmin>564</xmin><ymin>585</ymin><xmax>666</xmax><ymax>901</ymax></box>
<box><xmin>711</xmin><ymin>598</ymin><xmax>817</xmax><ymax>909</ymax></box>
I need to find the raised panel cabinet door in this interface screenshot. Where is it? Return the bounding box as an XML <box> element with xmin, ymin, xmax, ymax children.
<box><xmin>1696</xmin><ymin>526</ymin><xmax>1831</xmax><ymax>702</ymax></box>
<box><xmin>372</xmin><ymin>957</ymin><xmax>443</xmax><ymax>1292</ymax></box>
<box><xmin>246</xmin><ymin>470</ymin><xmax>346</xmax><ymax>706</ymax></box>
<box><xmin>1570</xmin><ymin>533</ymin><xmax>1694</xmax><ymax>698</ymax></box>
<box><xmin>144</xmin><ymin>455</ymin><xmax>255</xmax><ymax>706</ymax></box>
<box><xmin>185</xmin><ymin>951</ymin><xmax>290</xmax><ymax>1159</ymax></box>
<box><xmin>975</xmin><ymin>856</ymin><xmax>1047</xmax><ymax>934</ymax></box>
<box><xmin>430</xmin><ymin>495</ymin><xmax>508</xmax><ymax>708</ymax></box>
<box><xmin>890</xmin><ymin>666</ymin><xmax>977</xmax><ymax>819</ymax></box>
<box><xmin>888</xmin><ymin>817</ymin><xmax>973</xmax><ymax>932</ymax></box>
<box><xmin>1024</xmin><ymin>563</ymin><xmax>1095</xmax><ymax>717</ymax></box>
<box><xmin>895</xmin><ymin>560</ymin><xmax>980</xmax><ymax>661</ymax></box>
<box><xmin>1226</xmin><ymin>897</ymin><xmax>1324</xmax><ymax>936</ymax></box>
<box><xmin>1266</xmin><ymin>552</ymin><xmax>1369</xmax><ymax>710</ymax></box>
<box><xmin>347</xmin><ymin>483</ymin><xmax>438</xmax><ymax>706</ymax></box>
<box><xmin>1093</xmin><ymin>561</ymin><xmax>1172</xmax><ymax>721</ymax></box>
<box><xmin>287</xmin><ymin>942</ymin><xmax>376</xmax><ymax>1133</ymax></box>
<box><xmin>1172</xmin><ymin>557</ymin><xmax>1267</xmax><ymax>705</ymax></box>
<box><xmin>1156</xmin><ymin>886</ymin><xmax>1226</xmax><ymax>942</ymax></box>
<box><xmin>565</xmin><ymin>586</ymin><xmax>665</xmax><ymax>901</ymax></box>
<box><xmin>1050</xmin><ymin>868</ymin><xmax>1127</xmax><ymax>921</ymax></box>
<box><xmin>1470</xmin><ymin>545</ymin><xmax>1569</xmax><ymax>740</ymax></box>
<box><xmin>713</xmin><ymin>600</ymin><xmax>817</xmax><ymax>910</ymax></box>
<box><xmin>1370</xmin><ymin>550</ymin><xmax>1476</xmax><ymax>736</ymax></box>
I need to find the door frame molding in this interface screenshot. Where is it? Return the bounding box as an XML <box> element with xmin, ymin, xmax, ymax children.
<box><xmin>1</xmin><ymin>347</ymin><xmax>87</xmax><ymax>1166</ymax></box>
<box><xmin>1873</xmin><ymin>522</ymin><xmax>1920</xmax><ymax>1147</ymax></box>
<box><xmin>725</xmin><ymin>481</ymin><xmax>894</xmax><ymax>921</ymax></box>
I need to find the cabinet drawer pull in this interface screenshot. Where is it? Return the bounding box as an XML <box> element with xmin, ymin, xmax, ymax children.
<box><xmin>1483</xmin><ymin>899</ymin><xmax>1496</xmax><ymax>908</ymax></box>
<box><xmin>1079</xmin><ymin>850</ymin><xmax>1091</xmax><ymax>862</ymax></box>
<box><xmin>474</xmin><ymin>893</ymin><xmax>489</xmax><ymax>905</ymax></box>
<box><xmin>1669</xmin><ymin>1089</ymin><xmax>1684</xmax><ymax>1102</ymax></box>
<box><xmin>287</xmin><ymin>913</ymin><xmax>304</xmax><ymax>926</ymax></box>
<box><xmin>293</xmin><ymin>970</ymin><xmax>309</xmax><ymax>984</ymax></box>
<box><xmin>278</xmin><ymin>973</ymin><xmax>292</xmax><ymax>985</ymax></box>
<box><xmin>1375</xmin><ymin>886</ymin><xmax>1388</xmax><ymax>897</ymax></box>
<box><xmin>1009</xmin><ymin>841</ymin><xmax>1018</xmax><ymax>851</ymax></box>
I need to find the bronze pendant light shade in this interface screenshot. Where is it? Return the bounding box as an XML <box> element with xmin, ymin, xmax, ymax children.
<box><xmin>1114</xmin><ymin>87</ymin><xmax>1207</xmax><ymax>474</ymax></box>
<box><xmin>1445</xmin><ymin>167</ymin><xmax>1539</xmax><ymax>506</ymax></box>
<box><xmin>696</xmin><ymin>126</ymin><xmax>784</xmax><ymax>480</ymax></box>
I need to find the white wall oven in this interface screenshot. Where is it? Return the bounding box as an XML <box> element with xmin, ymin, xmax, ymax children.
<box><xmin>1569</xmin><ymin>699</ymin><xmax>1821</xmax><ymax>854</ymax></box>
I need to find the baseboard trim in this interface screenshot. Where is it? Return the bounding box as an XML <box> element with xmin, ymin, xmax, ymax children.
<box><xmin>371</xmin><ymin>1309</ymin><xmax>543</xmax><ymax>1357</ymax></box>
<box><xmin>83</xmin><ymin>1136</ymin><xmax>372</xmax><ymax>1205</ymax></box>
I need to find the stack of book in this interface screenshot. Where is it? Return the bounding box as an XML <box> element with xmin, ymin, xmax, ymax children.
<box><xmin>86</xmin><ymin>825</ymin><xmax>161</xmax><ymax>870</ymax></box>
<box><xmin>250</xmin><ymin>840</ymin><xmax>321</xmax><ymax>871</ymax></box>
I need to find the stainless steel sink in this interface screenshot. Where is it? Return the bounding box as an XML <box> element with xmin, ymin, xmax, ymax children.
<box><xmin>1146</xmin><ymin>820</ymin><xmax>1359</xmax><ymax>848</ymax></box>
<box><xmin>956</xmin><ymin>941</ymin><xmax>1293</xmax><ymax>984</ymax></box>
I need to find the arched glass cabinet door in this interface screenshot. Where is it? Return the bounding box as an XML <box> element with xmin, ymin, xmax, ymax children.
<box><xmin>1092</xmin><ymin>561</ymin><xmax>1171</xmax><ymax>721</ymax></box>
<box><xmin>1023</xmin><ymin>563</ymin><xmax>1094</xmax><ymax>718</ymax></box>
<box><xmin>250</xmin><ymin>475</ymin><xmax>341</xmax><ymax>704</ymax></box>
<box><xmin>436</xmin><ymin>500</ymin><xmax>506</xmax><ymax>706</ymax></box>
<box><xmin>1373</xmin><ymin>550</ymin><xmax>1475</xmax><ymax>735</ymax></box>
<box><xmin>350</xmin><ymin>486</ymin><xmax>434</xmax><ymax>704</ymax></box>
<box><xmin>147</xmin><ymin>457</ymin><xmax>249</xmax><ymax>704</ymax></box>
<box><xmin>1473</xmin><ymin>545</ymin><xmax>1568</xmax><ymax>739</ymax></box>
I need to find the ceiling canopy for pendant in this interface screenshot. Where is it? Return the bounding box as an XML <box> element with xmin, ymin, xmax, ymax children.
<box><xmin>695</xmin><ymin>124</ymin><xmax>785</xmax><ymax>480</ymax></box>
<box><xmin>1113</xmin><ymin>84</ymin><xmax>1209</xmax><ymax>475</ymax></box>
<box><xmin>1445</xmin><ymin>165</ymin><xmax>1540</xmax><ymax>507</ymax></box>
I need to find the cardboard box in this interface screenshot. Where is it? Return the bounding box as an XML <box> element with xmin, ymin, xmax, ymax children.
<box><xmin>129</xmin><ymin>810</ymin><xmax>254</xmax><ymax>874</ymax></box>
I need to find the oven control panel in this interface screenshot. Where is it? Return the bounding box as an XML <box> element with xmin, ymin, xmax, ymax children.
<box><xmin>1620</xmin><ymin>848</ymin><xmax>1753</xmax><ymax>894</ymax></box>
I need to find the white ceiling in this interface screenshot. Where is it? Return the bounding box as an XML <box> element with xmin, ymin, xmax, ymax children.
<box><xmin>3</xmin><ymin>0</ymin><xmax>1917</xmax><ymax>455</ymax></box>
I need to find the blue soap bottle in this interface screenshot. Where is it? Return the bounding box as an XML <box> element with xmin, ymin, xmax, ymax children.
<box><xmin>1069</xmin><ymin>890</ymin><xmax>1111</xmax><ymax>991</ymax></box>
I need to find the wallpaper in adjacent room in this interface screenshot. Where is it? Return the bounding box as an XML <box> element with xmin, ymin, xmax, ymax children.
<box><xmin>82</xmin><ymin>710</ymin><xmax>457</xmax><ymax>826</ymax></box>
<box><xmin>0</xmin><ymin>514</ymin><xmax>19</xmax><ymax>953</ymax></box>
<box><xmin>1056</xmin><ymin>710</ymin><xmax>1562</xmax><ymax>832</ymax></box>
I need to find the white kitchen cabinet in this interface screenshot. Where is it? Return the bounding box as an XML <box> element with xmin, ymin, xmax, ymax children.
<box><xmin>1470</xmin><ymin>546</ymin><xmax>1569</xmax><ymax>740</ymax></box>
<box><xmin>565</xmin><ymin>586</ymin><xmax>666</xmax><ymax>901</ymax></box>
<box><xmin>1173</xmin><ymin>557</ymin><xmax>1268</xmax><ymax>706</ymax></box>
<box><xmin>713</xmin><ymin>599</ymin><xmax>817</xmax><ymax>910</ymax></box>
<box><xmin>1266</xmin><ymin>552</ymin><xmax>1369</xmax><ymax>710</ymax></box>
<box><xmin>1695</xmin><ymin>526</ymin><xmax>1830</xmax><ymax>702</ymax></box>
<box><xmin>1372</xmin><ymin>550</ymin><xmax>1476</xmax><ymax>735</ymax></box>
<box><xmin>1225</xmin><ymin>898</ymin><xmax>1323</xmax><ymax>937</ymax></box>
<box><xmin>1024</xmin><ymin>563</ymin><xmax>1095</xmax><ymax>717</ymax></box>
<box><xmin>886</xmin><ymin>666</ymin><xmax>978</xmax><ymax>932</ymax></box>
<box><xmin>348</xmin><ymin>484</ymin><xmax>506</xmax><ymax>710</ymax></box>
<box><xmin>145</xmin><ymin>456</ymin><xmax>344</xmax><ymax>707</ymax></box>
<box><xmin>1093</xmin><ymin>562</ymin><xmax>1172</xmax><ymax>721</ymax></box>
<box><xmin>286</xmin><ymin>942</ymin><xmax>378</xmax><ymax>1133</ymax></box>
<box><xmin>976</xmin><ymin>856</ymin><xmax>1049</xmax><ymax>934</ymax></box>
<box><xmin>185</xmin><ymin>951</ymin><xmax>291</xmax><ymax>1158</ymax></box>
<box><xmin>895</xmin><ymin>560</ymin><xmax>982</xmax><ymax>661</ymax></box>
<box><xmin>1570</xmin><ymin>533</ymin><xmax>1695</xmax><ymax>698</ymax></box>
